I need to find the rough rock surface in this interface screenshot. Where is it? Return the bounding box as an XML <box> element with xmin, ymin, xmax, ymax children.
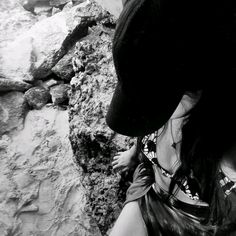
<box><xmin>42</xmin><ymin>78</ymin><xmax>62</xmax><ymax>89</ymax></box>
<box><xmin>94</xmin><ymin>0</ymin><xmax>122</xmax><ymax>18</ymax></box>
<box><xmin>52</xmin><ymin>47</ymin><xmax>76</xmax><ymax>81</ymax></box>
<box><xmin>0</xmin><ymin>1</ymin><xmax>128</xmax><ymax>235</ymax></box>
<box><xmin>52</xmin><ymin>6</ymin><xmax>62</xmax><ymax>15</ymax></box>
<box><xmin>0</xmin><ymin>107</ymin><xmax>102</xmax><ymax>235</ymax></box>
<box><xmin>19</xmin><ymin>0</ymin><xmax>50</xmax><ymax>13</ymax></box>
<box><xmin>50</xmin><ymin>84</ymin><xmax>71</xmax><ymax>105</ymax></box>
<box><xmin>0</xmin><ymin>78</ymin><xmax>32</xmax><ymax>92</ymax></box>
<box><xmin>24</xmin><ymin>87</ymin><xmax>51</xmax><ymax>110</ymax></box>
<box><xmin>0</xmin><ymin>92</ymin><xmax>27</xmax><ymax>136</ymax></box>
<box><xmin>69</xmin><ymin>23</ymin><xmax>133</xmax><ymax>235</ymax></box>
<box><xmin>50</xmin><ymin>0</ymin><xmax>71</xmax><ymax>7</ymax></box>
<box><xmin>62</xmin><ymin>1</ymin><xmax>74</xmax><ymax>11</ymax></box>
<box><xmin>0</xmin><ymin>0</ymin><xmax>38</xmax><ymax>49</ymax></box>
<box><xmin>0</xmin><ymin>0</ymin><xmax>111</xmax><ymax>82</ymax></box>
<box><xmin>0</xmin><ymin>36</ymin><xmax>35</xmax><ymax>82</ymax></box>
<box><xmin>34</xmin><ymin>4</ymin><xmax>53</xmax><ymax>17</ymax></box>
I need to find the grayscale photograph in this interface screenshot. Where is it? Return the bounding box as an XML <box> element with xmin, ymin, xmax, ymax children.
<box><xmin>0</xmin><ymin>0</ymin><xmax>235</xmax><ymax>235</ymax></box>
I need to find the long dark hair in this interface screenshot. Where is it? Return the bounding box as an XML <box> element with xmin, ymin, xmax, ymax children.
<box><xmin>169</xmin><ymin>0</ymin><xmax>236</xmax><ymax>225</ymax></box>
<box><xmin>169</xmin><ymin>86</ymin><xmax>236</xmax><ymax>224</ymax></box>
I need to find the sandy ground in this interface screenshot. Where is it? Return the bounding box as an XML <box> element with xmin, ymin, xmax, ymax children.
<box><xmin>0</xmin><ymin>106</ymin><xmax>101</xmax><ymax>235</ymax></box>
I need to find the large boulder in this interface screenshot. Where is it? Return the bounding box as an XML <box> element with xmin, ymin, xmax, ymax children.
<box><xmin>0</xmin><ymin>0</ymin><xmax>111</xmax><ymax>83</ymax></box>
<box><xmin>0</xmin><ymin>92</ymin><xmax>27</xmax><ymax>136</ymax></box>
<box><xmin>0</xmin><ymin>107</ymin><xmax>101</xmax><ymax>235</ymax></box>
<box><xmin>69</xmin><ymin>24</ymin><xmax>133</xmax><ymax>235</ymax></box>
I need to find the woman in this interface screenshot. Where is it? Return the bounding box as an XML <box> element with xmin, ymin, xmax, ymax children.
<box><xmin>112</xmin><ymin>92</ymin><xmax>201</xmax><ymax>173</ymax></box>
<box><xmin>106</xmin><ymin>0</ymin><xmax>236</xmax><ymax>235</ymax></box>
<box><xmin>109</xmin><ymin>87</ymin><xmax>236</xmax><ymax>236</ymax></box>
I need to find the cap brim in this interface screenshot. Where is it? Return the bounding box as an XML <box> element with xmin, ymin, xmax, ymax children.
<box><xmin>106</xmin><ymin>83</ymin><xmax>184</xmax><ymax>137</ymax></box>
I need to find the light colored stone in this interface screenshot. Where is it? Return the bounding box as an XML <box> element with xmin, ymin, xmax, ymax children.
<box><xmin>0</xmin><ymin>36</ymin><xmax>35</xmax><ymax>82</ymax></box>
<box><xmin>0</xmin><ymin>78</ymin><xmax>32</xmax><ymax>92</ymax></box>
<box><xmin>50</xmin><ymin>0</ymin><xmax>71</xmax><ymax>7</ymax></box>
<box><xmin>62</xmin><ymin>1</ymin><xmax>73</xmax><ymax>11</ymax></box>
<box><xmin>19</xmin><ymin>0</ymin><xmax>50</xmax><ymax>12</ymax></box>
<box><xmin>0</xmin><ymin>92</ymin><xmax>27</xmax><ymax>136</ymax></box>
<box><xmin>72</xmin><ymin>0</ymin><xmax>86</xmax><ymax>6</ymax></box>
<box><xmin>0</xmin><ymin>0</ymin><xmax>19</xmax><ymax>11</ymax></box>
<box><xmin>0</xmin><ymin>0</ymin><xmax>38</xmax><ymax>49</ymax></box>
<box><xmin>42</xmin><ymin>79</ymin><xmax>61</xmax><ymax>89</ymax></box>
<box><xmin>94</xmin><ymin>0</ymin><xmax>123</xmax><ymax>18</ymax></box>
<box><xmin>34</xmin><ymin>4</ymin><xmax>53</xmax><ymax>16</ymax></box>
<box><xmin>52</xmin><ymin>7</ymin><xmax>61</xmax><ymax>15</ymax></box>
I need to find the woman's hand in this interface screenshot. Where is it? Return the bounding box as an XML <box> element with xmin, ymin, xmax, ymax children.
<box><xmin>112</xmin><ymin>144</ymin><xmax>138</xmax><ymax>173</ymax></box>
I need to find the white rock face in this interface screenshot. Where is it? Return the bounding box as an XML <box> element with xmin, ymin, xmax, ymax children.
<box><xmin>0</xmin><ymin>9</ymin><xmax>71</xmax><ymax>81</ymax></box>
<box><xmin>94</xmin><ymin>0</ymin><xmax>122</xmax><ymax>18</ymax></box>
<box><xmin>0</xmin><ymin>92</ymin><xmax>27</xmax><ymax>136</ymax></box>
<box><xmin>0</xmin><ymin>107</ymin><xmax>101</xmax><ymax>236</ymax></box>
<box><xmin>0</xmin><ymin>36</ymin><xmax>35</xmax><ymax>82</ymax></box>
<box><xmin>0</xmin><ymin>0</ymin><xmax>38</xmax><ymax>49</ymax></box>
<box><xmin>0</xmin><ymin>0</ymin><xmax>109</xmax><ymax>82</ymax></box>
<box><xmin>0</xmin><ymin>78</ymin><xmax>32</xmax><ymax>92</ymax></box>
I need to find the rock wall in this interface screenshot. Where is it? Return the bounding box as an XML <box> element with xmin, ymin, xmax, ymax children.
<box><xmin>69</xmin><ymin>20</ymin><xmax>134</xmax><ymax>235</ymax></box>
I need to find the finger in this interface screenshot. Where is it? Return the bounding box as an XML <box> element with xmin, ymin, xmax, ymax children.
<box><xmin>113</xmin><ymin>164</ymin><xmax>119</xmax><ymax>170</ymax></box>
<box><xmin>113</xmin><ymin>165</ymin><xmax>121</xmax><ymax>171</ymax></box>
<box><xmin>112</xmin><ymin>160</ymin><xmax>119</xmax><ymax>166</ymax></box>
<box><xmin>113</xmin><ymin>156</ymin><xmax>120</xmax><ymax>160</ymax></box>
<box><xmin>120</xmin><ymin>167</ymin><xmax>128</xmax><ymax>173</ymax></box>
<box><xmin>113</xmin><ymin>163</ymin><xmax>123</xmax><ymax>170</ymax></box>
<box><xmin>115</xmin><ymin>171</ymin><xmax>121</xmax><ymax>177</ymax></box>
